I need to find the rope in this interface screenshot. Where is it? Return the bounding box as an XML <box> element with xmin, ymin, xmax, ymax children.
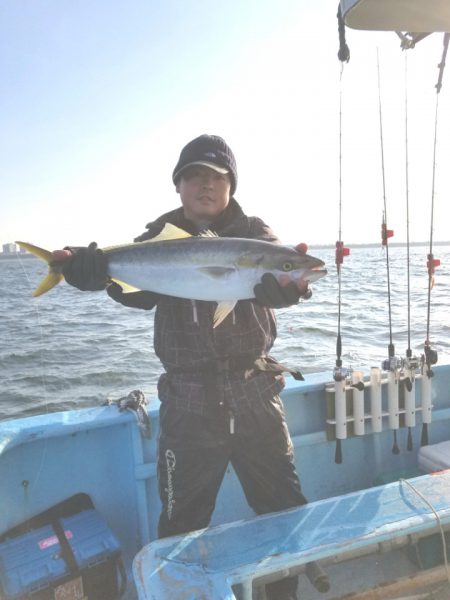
<box><xmin>104</xmin><ymin>389</ymin><xmax>151</xmax><ymax>437</ymax></box>
<box><xmin>399</xmin><ymin>478</ymin><xmax>450</xmax><ymax>585</ymax></box>
<box><xmin>435</xmin><ymin>33</ymin><xmax>450</xmax><ymax>94</ymax></box>
<box><xmin>337</xmin><ymin>4</ymin><xmax>350</xmax><ymax>63</ymax></box>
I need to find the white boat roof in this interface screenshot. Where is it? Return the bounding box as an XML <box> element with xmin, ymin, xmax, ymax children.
<box><xmin>341</xmin><ymin>0</ymin><xmax>450</xmax><ymax>32</ymax></box>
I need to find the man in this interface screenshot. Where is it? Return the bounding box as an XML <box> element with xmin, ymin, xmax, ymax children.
<box><xmin>62</xmin><ymin>134</ymin><xmax>312</xmax><ymax>600</ymax></box>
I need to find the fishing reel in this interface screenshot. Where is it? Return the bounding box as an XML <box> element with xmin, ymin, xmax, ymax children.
<box><xmin>422</xmin><ymin>345</ymin><xmax>438</xmax><ymax>378</ymax></box>
<box><xmin>424</xmin><ymin>345</ymin><xmax>438</xmax><ymax>366</ymax></box>
<box><xmin>403</xmin><ymin>355</ymin><xmax>420</xmax><ymax>371</ymax></box>
<box><xmin>332</xmin><ymin>365</ymin><xmax>365</xmax><ymax>390</ymax></box>
<box><xmin>381</xmin><ymin>355</ymin><xmax>403</xmax><ymax>372</ymax></box>
<box><xmin>402</xmin><ymin>355</ymin><xmax>420</xmax><ymax>392</ymax></box>
<box><xmin>333</xmin><ymin>365</ymin><xmax>350</xmax><ymax>383</ymax></box>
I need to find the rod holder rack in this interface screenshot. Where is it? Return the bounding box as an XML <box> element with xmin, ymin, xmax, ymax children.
<box><xmin>325</xmin><ymin>372</ymin><xmax>432</xmax><ymax>441</ymax></box>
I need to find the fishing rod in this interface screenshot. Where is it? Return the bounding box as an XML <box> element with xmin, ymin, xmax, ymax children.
<box><xmin>333</xmin><ymin>61</ymin><xmax>352</xmax><ymax>465</ymax></box>
<box><xmin>333</xmin><ymin>1</ymin><xmax>449</xmax><ymax>460</ymax></box>
<box><xmin>377</xmin><ymin>50</ymin><xmax>401</xmax><ymax>456</ymax></box>
<box><xmin>420</xmin><ymin>33</ymin><xmax>448</xmax><ymax>446</ymax></box>
<box><xmin>402</xmin><ymin>53</ymin><xmax>419</xmax><ymax>453</ymax></box>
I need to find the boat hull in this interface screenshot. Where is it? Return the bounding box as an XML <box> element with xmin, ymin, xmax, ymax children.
<box><xmin>2</xmin><ymin>365</ymin><xmax>450</xmax><ymax>598</ymax></box>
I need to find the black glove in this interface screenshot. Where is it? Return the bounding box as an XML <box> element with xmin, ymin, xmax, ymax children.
<box><xmin>254</xmin><ymin>273</ymin><xmax>312</xmax><ymax>308</ymax></box>
<box><xmin>107</xmin><ymin>281</ymin><xmax>158</xmax><ymax>310</ymax></box>
<box><xmin>62</xmin><ymin>242</ymin><xmax>108</xmax><ymax>291</ymax></box>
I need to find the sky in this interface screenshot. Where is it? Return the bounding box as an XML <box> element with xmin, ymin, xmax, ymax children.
<box><xmin>1</xmin><ymin>0</ymin><xmax>450</xmax><ymax>249</ymax></box>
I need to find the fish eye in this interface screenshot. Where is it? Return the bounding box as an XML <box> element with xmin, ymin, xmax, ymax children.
<box><xmin>282</xmin><ymin>262</ymin><xmax>293</xmax><ymax>271</ymax></box>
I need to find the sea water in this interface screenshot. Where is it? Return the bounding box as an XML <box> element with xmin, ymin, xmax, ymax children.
<box><xmin>1</xmin><ymin>245</ymin><xmax>449</xmax><ymax>420</ymax></box>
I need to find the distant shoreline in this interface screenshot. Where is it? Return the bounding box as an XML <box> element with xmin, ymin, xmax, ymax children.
<box><xmin>0</xmin><ymin>254</ymin><xmax>36</xmax><ymax>260</ymax></box>
<box><xmin>308</xmin><ymin>241</ymin><xmax>450</xmax><ymax>250</ymax></box>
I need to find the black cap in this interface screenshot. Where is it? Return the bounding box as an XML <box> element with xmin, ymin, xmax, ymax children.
<box><xmin>172</xmin><ymin>134</ymin><xmax>237</xmax><ymax>195</ymax></box>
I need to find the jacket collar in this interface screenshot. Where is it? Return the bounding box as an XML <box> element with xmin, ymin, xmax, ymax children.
<box><xmin>147</xmin><ymin>197</ymin><xmax>245</xmax><ymax>236</ymax></box>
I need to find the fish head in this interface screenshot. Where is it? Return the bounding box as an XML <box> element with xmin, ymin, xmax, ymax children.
<box><xmin>238</xmin><ymin>245</ymin><xmax>327</xmax><ymax>284</ymax></box>
<box><xmin>277</xmin><ymin>249</ymin><xmax>327</xmax><ymax>284</ymax></box>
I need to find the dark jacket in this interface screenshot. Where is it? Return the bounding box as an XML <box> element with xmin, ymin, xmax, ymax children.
<box><xmin>112</xmin><ymin>198</ymin><xmax>285</xmax><ymax>416</ymax></box>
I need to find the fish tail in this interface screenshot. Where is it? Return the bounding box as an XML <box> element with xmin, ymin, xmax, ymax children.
<box><xmin>15</xmin><ymin>241</ymin><xmax>64</xmax><ymax>297</ymax></box>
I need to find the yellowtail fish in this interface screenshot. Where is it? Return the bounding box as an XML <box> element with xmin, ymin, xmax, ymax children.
<box><xmin>17</xmin><ymin>224</ymin><xmax>326</xmax><ymax>327</ymax></box>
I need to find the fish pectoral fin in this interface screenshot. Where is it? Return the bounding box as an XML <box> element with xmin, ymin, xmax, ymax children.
<box><xmin>213</xmin><ymin>300</ymin><xmax>237</xmax><ymax>328</ymax></box>
<box><xmin>110</xmin><ymin>278</ymin><xmax>141</xmax><ymax>293</ymax></box>
<box><xmin>197</xmin><ymin>267</ymin><xmax>236</xmax><ymax>279</ymax></box>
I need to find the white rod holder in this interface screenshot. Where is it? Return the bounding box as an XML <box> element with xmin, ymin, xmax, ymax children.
<box><xmin>352</xmin><ymin>370</ymin><xmax>365</xmax><ymax>436</ymax></box>
<box><xmin>335</xmin><ymin>378</ymin><xmax>347</xmax><ymax>440</ymax></box>
<box><xmin>421</xmin><ymin>364</ymin><xmax>432</xmax><ymax>425</ymax></box>
<box><xmin>387</xmin><ymin>370</ymin><xmax>399</xmax><ymax>430</ymax></box>
<box><xmin>370</xmin><ymin>367</ymin><xmax>382</xmax><ymax>433</ymax></box>
<box><xmin>404</xmin><ymin>371</ymin><xmax>416</xmax><ymax>428</ymax></box>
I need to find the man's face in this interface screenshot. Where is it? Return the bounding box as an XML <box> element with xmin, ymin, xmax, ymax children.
<box><xmin>177</xmin><ymin>165</ymin><xmax>231</xmax><ymax>226</ymax></box>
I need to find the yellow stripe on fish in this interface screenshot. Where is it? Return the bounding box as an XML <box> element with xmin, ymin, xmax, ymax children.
<box><xmin>16</xmin><ymin>224</ymin><xmax>327</xmax><ymax>327</ymax></box>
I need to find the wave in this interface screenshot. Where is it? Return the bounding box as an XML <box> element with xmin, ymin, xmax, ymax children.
<box><xmin>2</xmin><ymin>245</ymin><xmax>450</xmax><ymax>420</ymax></box>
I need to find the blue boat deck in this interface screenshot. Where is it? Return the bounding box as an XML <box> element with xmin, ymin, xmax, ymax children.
<box><xmin>133</xmin><ymin>471</ymin><xmax>450</xmax><ymax>599</ymax></box>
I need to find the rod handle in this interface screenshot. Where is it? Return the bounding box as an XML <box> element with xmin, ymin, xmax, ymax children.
<box><xmin>407</xmin><ymin>428</ymin><xmax>413</xmax><ymax>451</ymax></box>
<box><xmin>421</xmin><ymin>423</ymin><xmax>429</xmax><ymax>447</ymax></box>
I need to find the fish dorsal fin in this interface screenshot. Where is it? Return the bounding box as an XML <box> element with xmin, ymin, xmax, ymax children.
<box><xmin>150</xmin><ymin>223</ymin><xmax>193</xmax><ymax>242</ymax></box>
<box><xmin>104</xmin><ymin>225</ymin><xmax>216</xmax><ymax>253</ymax></box>
<box><xmin>103</xmin><ymin>222</ymin><xmax>190</xmax><ymax>253</ymax></box>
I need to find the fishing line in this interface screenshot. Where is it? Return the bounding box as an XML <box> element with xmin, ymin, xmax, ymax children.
<box><xmin>15</xmin><ymin>252</ymin><xmax>51</xmax><ymax>491</ymax></box>
<box><xmin>404</xmin><ymin>54</ymin><xmax>412</xmax><ymax>360</ymax></box>
<box><xmin>403</xmin><ymin>53</ymin><xmax>415</xmax><ymax>452</ymax></box>
<box><xmin>425</xmin><ymin>97</ymin><xmax>439</xmax><ymax>354</ymax></box>
<box><xmin>376</xmin><ymin>49</ymin><xmax>395</xmax><ymax>359</ymax></box>
<box><xmin>421</xmin><ymin>34</ymin><xmax>448</xmax><ymax>446</ymax></box>
<box><xmin>423</xmin><ymin>95</ymin><xmax>442</xmax><ymax>378</ymax></box>
<box><xmin>16</xmin><ymin>252</ymin><xmax>49</xmax><ymax>413</ymax></box>
<box><xmin>336</xmin><ymin>63</ymin><xmax>344</xmax><ymax>369</ymax></box>
<box><xmin>399</xmin><ymin>478</ymin><xmax>450</xmax><ymax>585</ymax></box>
<box><xmin>424</xmin><ymin>34</ymin><xmax>448</xmax><ymax>365</ymax></box>
<box><xmin>377</xmin><ymin>49</ymin><xmax>400</xmax><ymax>455</ymax></box>
<box><xmin>333</xmin><ymin>62</ymin><xmax>351</xmax><ymax>465</ymax></box>
<box><xmin>333</xmin><ymin>64</ymin><xmax>345</xmax><ymax>466</ymax></box>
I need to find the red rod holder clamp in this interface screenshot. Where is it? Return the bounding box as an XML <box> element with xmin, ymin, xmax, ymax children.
<box><xmin>427</xmin><ymin>253</ymin><xmax>440</xmax><ymax>276</ymax></box>
<box><xmin>381</xmin><ymin>223</ymin><xmax>394</xmax><ymax>246</ymax></box>
<box><xmin>335</xmin><ymin>241</ymin><xmax>350</xmax><ymax>269</ymax></box>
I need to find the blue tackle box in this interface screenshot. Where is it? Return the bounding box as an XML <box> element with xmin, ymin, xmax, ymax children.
<box><xmin>0</xmin><ymin>509</ymin><xmax>125</xmax><ymax>599</ymax></box>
